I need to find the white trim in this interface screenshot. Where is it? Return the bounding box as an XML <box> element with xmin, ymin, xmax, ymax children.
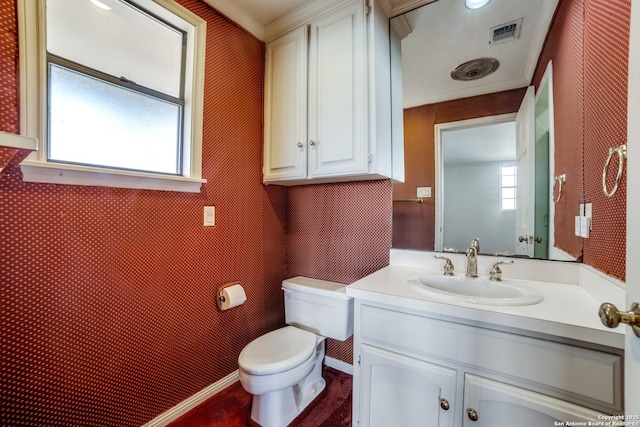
<box><xmin>20</xmin><ymin>160</ymin><xmax>206</xmax><ymax>192</ymax></box>
<box><xmin>17</xmin><ymin>0</ymin><xmax>207</xmax><ymax>193</ymax></box>
<box><xmin>434</xmin><ymin>113</ymin><xmax>517</xmax><ymax>252</ymax></box>
<box><xmin>142</xmin><ymin>370</ymin><xmax>240</xmax><ymax>427</ymax></box>
<box><xmin>548</xmin><ymin>246</ymin><xmax>577</xmax><ymax>262</ymax></box>
<box><xmin>324</xmin><ymin>356</ymin><xmax>353</xmax><ymax>375</ymax></box>
<box><xmin>0</xmin><ymin>131</ymin><xmax>38</xmax><ymax>151</ymax></box>
<box><xmin>535</xmin><ymin>61</ymin><xmax>556</xmax><ymax>260</ymax></box>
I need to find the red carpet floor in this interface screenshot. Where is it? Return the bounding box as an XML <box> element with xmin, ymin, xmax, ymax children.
<box><xmin>167</xmin><ymin>367</ymin><xmax>352</xmax><ymax>427</ymax></box>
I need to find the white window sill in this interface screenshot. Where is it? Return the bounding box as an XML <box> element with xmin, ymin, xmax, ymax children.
<box><xmin>20</xmin><ymin>160</ymin><xmax>206</xmax><ymax>193</ymax></box>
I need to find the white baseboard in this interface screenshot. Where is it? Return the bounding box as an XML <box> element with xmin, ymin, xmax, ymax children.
<box><xmin>324</xmin><ymin>356</ymin><xmax>353</xmax><ymax>375</ymax></box>
<box><xmin>142</xmin><ymin>370</ymin><xmax>239</xmax><ymax>427</ymax></box>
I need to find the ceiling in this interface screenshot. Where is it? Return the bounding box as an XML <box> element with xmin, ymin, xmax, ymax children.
<box><xmin>206</xmin><ymin>0</ymin><xmax>558</xmax><ymax>108</ymax></box>
<box><xmin>442</xmin><ymin>121</ymin><xmax>516</xmax><ymax>164</ymax></box>
<box><xmin>397</xmin><ymin>0</ymin><xmax>558</xmax><ymax>107</ymax></box>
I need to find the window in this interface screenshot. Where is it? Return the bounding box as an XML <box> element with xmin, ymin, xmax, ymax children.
<box><xmin>18</xmin><ymin>0</ymin><xmax>206</xmax><ymax>192</ymax></box>
<box><xmin>500</xmin><ymin>163</ymin><xmax>517</xmax><ymax>211</ymax></box>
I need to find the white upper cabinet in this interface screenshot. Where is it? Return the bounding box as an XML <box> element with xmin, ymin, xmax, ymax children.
<box><xmin>263</xmin><ymin>0</ymin><xmax>402</xmax><ymax>185</ymax></box>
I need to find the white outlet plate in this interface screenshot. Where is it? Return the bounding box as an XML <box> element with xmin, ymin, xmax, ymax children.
<box><xmin>417</xmin><ymin>187</ymin><xmax>432</xmax><ymax>198</ymax></box>
<box><xmin>204</xmin><ymin>206</ymin><xmax>215</xmax><ymax>226</ymax></box>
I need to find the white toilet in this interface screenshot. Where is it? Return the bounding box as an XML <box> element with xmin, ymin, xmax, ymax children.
<box><xmin>238</xmin><ymin>276</ymin><xmax>354</xmax><ymax>427</ymax></box>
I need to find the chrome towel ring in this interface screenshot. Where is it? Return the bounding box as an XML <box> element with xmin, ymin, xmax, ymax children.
<box><xmin>552</xmin><ymin>173</ymin><xmax>566</xmax><ymax>203</ymax></box>
<box><xmin>602</xmin><ymin>144</ymin><xmax>627</xmax><ymax>197</ymax></box>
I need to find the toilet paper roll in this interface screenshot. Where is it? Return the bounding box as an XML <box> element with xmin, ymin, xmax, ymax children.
<box><xmin>219</xmin><ymin>283</ymin><xmax>247</xmax><ymax>311</ymax></box>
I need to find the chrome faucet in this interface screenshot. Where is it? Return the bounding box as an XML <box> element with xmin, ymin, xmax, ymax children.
<box><xmin>465</xmin><ymin>246</ymin><xmax>478</xmax><ymax>278</ymax></box>
<box><xmin>471</xmin><ymin>238</ymin><xmax>480</xmax><ymax>254</ymax></box>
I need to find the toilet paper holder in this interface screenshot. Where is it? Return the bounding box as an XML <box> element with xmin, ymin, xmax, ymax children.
<box><xmin>217</xmin><ymin>281</ymin><xmax>246</xmax><ymax>311</ymax></box>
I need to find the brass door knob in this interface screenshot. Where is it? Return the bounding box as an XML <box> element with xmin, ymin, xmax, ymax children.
<box><xmin>598</xmin><ymin>302</ymin><xmax>640</xmax><ymax>338</ymax></box>
<box><xmin>309</xmin><ymin>140</ymin><xmax>316</xmax><ymax>146</ymax></box>
<box><xmin>467</xmin><ymin>408</ymin><xmax>479</xmax><ymax>421</ymax></box>
<box><xmin>440</xmin><ymin>398</ymin><xmax>450</xmax><ymax>410</ymax></box>
<box><xmin>297</xmin><ymin>142</ymin><xmax>303</xmax><ymax>148</ymax></box>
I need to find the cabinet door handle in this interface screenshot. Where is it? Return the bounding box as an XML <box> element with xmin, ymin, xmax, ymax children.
<box><xmin>439</xmin><ymin>398</ymin><xmax>450</xmax><ymax>410</ymax></box>
<box><xmin>297</xmin><ymin>142</ymin><xmax>303</xmax><ymax>148</ymax></box>
<box><xmin>309</xmin><ymin>140</ymin><xmax>316</xmax><ymax>146</ymax></box>
<box><xmin>467</xmin><ymin>408</ymin><xmax>479</xmax><ymax>421</ymax></box>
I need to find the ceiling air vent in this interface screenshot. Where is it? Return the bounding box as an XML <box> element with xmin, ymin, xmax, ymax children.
<box><xmin>489</xmin><ymin>18</ymin><xmax>523</xmax><ymax>46</ymax></box>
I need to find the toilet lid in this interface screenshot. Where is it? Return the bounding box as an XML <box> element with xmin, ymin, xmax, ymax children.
<box><xmin>238</xmin><ymin>326</ymin><xmax>317</xmax><ymax>375</ymax></box>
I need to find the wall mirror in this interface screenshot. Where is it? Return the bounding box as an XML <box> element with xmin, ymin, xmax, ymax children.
<box><xmin>390</xmin><ymin>0</ymin><xmax>584</xmax><ymax>261</ymax></box>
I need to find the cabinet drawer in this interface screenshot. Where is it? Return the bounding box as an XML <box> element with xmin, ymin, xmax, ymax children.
<box><xmin>360</xmin><ymin>304</ymin><xmax>622</xmax><ymax>410</ymax></box>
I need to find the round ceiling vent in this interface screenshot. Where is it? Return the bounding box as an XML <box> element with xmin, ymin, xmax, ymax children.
<box><xmin>450</xmin><ymin>57</ymin><xmax>500</xmax><ymax>81</ymax></box>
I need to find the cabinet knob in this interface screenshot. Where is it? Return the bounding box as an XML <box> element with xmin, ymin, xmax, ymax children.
<box><xmin>309</xmin><ymin>140</ymin><xmax>316</xmax><ymax>146</ymax></box>
<box><xmin>598</xmin><ymin>302</ymin><xmax>640</xmax><ymax>337</ymax></box>
<box><xmin>467</xmin><ymin>408</ymin><xmax>479</xmax><ymax>421</ymax></box>
<box><xmin>439</xmin><ymin>398</ymin><xmax>450</xmax><ymax>410</ymax></box>
<box><xmin>297</xmin><ymin>142</ymin><xmax>303</xmax><ymax>148</ymax></box>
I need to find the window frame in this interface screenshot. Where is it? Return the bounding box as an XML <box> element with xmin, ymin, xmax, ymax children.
<box><xmin>17</xmin><ymin>0</ymin><xmax>207</xmax><ymax>192</ymax></box>
<box><xmin>500</xmin><ymin>161</ymin><xmax>517</xmax><ymax>212</ymax></box>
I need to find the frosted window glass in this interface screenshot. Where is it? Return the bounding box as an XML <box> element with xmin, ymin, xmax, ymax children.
<box><xmin>46</xmin><ymin>0</ymin><xmax>183</xmax><ymax>97</ymax></box>
<box><xmin>502</xmin><ymin>175</ymin><xmax>515</xmax><ymax>187</ymax></box>
<box><xmin>501</xmin><ymin>166</ymin><xmax>516</xmax><ymax>177</ymax></box>
<box><xmin>48</xmin><ymin>64</ymin><xmax>181</xmax><ymax>174</ymax></box>
<box><xmin>502</xmin><ymin>188</ymin><xmax>515</xmax><ymax>199</ymax></box>
<box><xmin>502</xmin><ymin>199</ymin><xmax>516</xmax><ymax>210</ymax></box>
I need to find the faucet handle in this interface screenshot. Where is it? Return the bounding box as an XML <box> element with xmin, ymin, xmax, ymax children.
<box><xmin>434</xmin><ymin>255</ymin><xmax>455</xmax><ymax>276</ymax></box>
<box><xmin>489</xmin><ymin>260</ymin><xmax>514</xmax><ymax>281</ymax></box>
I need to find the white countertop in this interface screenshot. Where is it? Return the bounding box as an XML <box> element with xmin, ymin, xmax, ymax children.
<box><xmin>346</xmin><ymin>250</ymin><xmax>625</xmax><ymax>350</ymax></box>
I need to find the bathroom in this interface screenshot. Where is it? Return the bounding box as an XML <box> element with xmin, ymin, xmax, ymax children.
<box><xmin>0</xmin><ymin>0</ymin><xmax>638</xmax><ymax>426</ymax></box>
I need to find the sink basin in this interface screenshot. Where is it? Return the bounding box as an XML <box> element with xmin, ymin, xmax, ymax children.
<box><xmin>408</xmin><ymin>275</ymin><xmax>544</xmax><ymax>306</ymax></box>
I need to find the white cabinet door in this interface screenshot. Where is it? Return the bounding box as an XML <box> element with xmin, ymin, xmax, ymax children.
<box><xmin>359</xmin><ymin>345</ymin><xmax>457</xmax><ymax>427</ymax></box>
<box><xmin>307</xmin><ymin>1</ymin><xmax>368</xmax><ymax>178</ymax></box>
<box><xmin>462</xmin><ymin>374</ymin><xmax>605</xmax><ymax>427</ymax></box>
<box><xmin>263</xmin><ymin>26</ymin><xmax>308</xmax><ymax>182</ymax></box>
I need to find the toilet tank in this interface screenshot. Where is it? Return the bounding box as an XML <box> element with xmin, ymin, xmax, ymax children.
<box><xmin>282</xmin><ymin>276</ymin><xmax>354</xmax><ymax>341</ymax></box>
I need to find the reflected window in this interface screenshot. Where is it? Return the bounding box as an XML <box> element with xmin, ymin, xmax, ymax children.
<box><xmin>501</xmin><ymin>162</ymin><xmax>516</xmax><ymax>211</ymax></box>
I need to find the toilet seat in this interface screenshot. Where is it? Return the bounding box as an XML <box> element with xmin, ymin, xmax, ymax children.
<box><xmin>239</xmin><ymin>326</ymin><xmax>317</xmax><ymax>375</ymax></box>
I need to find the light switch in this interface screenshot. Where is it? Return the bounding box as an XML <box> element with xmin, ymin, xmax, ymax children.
<box><xmin>580</xmin><ymin>216</ymin><xmax>590</xmax><ymax>238</ymax></box>
<box><xmin>417</xmin><ymin>187</ymin><xmax>432</xmax><ymax>198</ymax></box>
<box><xmin>204</xmin><ymin>206</ymin><xmax>215</xmax><ymax>226</ymax></box>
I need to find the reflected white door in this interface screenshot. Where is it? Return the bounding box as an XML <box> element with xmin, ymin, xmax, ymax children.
<box><xmin>625</xmin><ymin>0</ymin><xmax>640</xmax><ymax>415</ymax></box>
<box><xmin>515</xmin><ymin>86</ymin><xmax>535</xmax><ymax>257</ymax></box>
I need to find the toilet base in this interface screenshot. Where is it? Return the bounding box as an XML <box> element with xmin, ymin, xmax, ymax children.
<box><xmin>249</xmin><ymin>341</ymin><xmax>326</xmax><ymax>427</ymax></box>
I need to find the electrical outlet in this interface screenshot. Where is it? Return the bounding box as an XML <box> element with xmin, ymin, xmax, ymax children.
<box><xmin>417</xmin><ymin>187</ymin><xmax>432</xmax><ymax>198</ymax></box>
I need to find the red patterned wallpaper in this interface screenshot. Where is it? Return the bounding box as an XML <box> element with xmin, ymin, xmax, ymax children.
<box><xmin>286</xmin><ymin>179</ymin><xmax>392</xmax><ymax>363</ymax></box>
<box><xmin>533</xmin><ymin>0</ymin><xmax>629</xmax><ymax>280</ymax></box>
<box><xmin>582</xmin><ymin>0</ymin><xmax>629</xmax><ymax>281</ymax></box>
<box><xmin>533</xmin><ymin>0</ymin><xmax>585</xmax><ymax>261</ymax></box>
<box><xmin>1</xmin><ymin>0</ymin><xmax>394</xmax><ymax>424</ymax></box>
<box><xmin>1</xmin><ymin>0</ymin><xmax>289</xmax><ymax>425</ymax></box>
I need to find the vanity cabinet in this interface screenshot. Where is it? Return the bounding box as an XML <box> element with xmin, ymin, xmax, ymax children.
<box><xmin>360</xmin><ymin>345</ymin><xmax>457</xmax><ymax>426</ymax></box>
<box><xmin>352</xmin><ymin>301</ymin><xmax>623</xmax><ymax>426</ymax></box>
<box><xmin>263</xmin><ymin>0</ymin><xmax>400</xmax><ymax>185</ymax></box>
